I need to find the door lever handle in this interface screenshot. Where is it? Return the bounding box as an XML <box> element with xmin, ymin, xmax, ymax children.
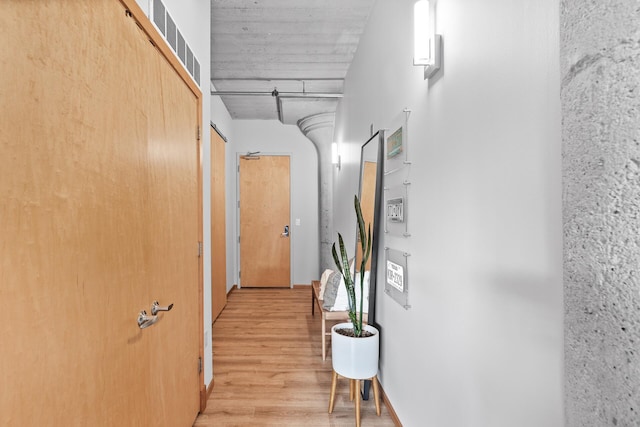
<box><xmin>281</xmin><ymin>225</ymin><xmax>289</xmax><ymax>237</ymax></box>
<box><xmin>151</xmin><ymin>301</ymin><xmax>174</xmax><ymax>315</ymax></box>
<box><xmin>137</xmin><ymin>310</ymin><xmax>158</xmax><ymax>329</ymax></box>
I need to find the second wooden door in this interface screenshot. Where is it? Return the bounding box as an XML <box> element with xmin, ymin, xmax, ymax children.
<box><xmin>211</xmin><ymin>127</ymin><xmax>227</xmax><ymax>321</ymax></box>
<box><xmin>239</xmin><ymin>155</ymin><xmax>291</xmax><ymax>287</ymax></box>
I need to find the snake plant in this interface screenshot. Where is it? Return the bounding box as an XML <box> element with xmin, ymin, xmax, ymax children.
<box><xmin>331</xmin><ymin>195</ymin><xmax>372</xmax><ymax>337</ymax></box>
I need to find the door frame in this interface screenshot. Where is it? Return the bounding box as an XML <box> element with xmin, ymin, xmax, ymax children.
<box><xmin>235</xmin><ymin>152</ymin><xmax>293</xmax><ymax>289</ymax></box>
<box><xmin>119</xmin><ymin>0</ymin><xmax>205</xmax><ymax>412</ymax></box>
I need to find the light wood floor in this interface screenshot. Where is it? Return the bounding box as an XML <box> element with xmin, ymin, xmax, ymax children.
<box><xmin>193</xmin><ymin>287</ymin><xmax>398</xmax><ymax>427</ymax></box>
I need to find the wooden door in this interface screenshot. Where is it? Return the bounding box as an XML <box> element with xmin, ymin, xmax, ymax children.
<box><xmin>0</xmin><ymin>1</ymin><xmax>200</xmax><ymax>425</ymax></box>
<box><xmin>239</xmin><ymin>155</ymin><xmax>291</xmax><ymax>287</ymax></box>
<box><xmin>211</xmin><ymin>128</ymin><xmax>227</xmax><ymax>321</ymax></box>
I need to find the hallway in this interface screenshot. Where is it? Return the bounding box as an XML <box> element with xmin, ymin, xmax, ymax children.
<box><xmin>194</xmin><ymin>287</ymin><xmax>397</xmax><ymax>426</ymax></box>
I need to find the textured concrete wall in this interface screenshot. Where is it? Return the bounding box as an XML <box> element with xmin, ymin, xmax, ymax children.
<box><xmin>562</xmin><ymin>1</ymin><xmax>640</xmax><ymax>426</ymax></box>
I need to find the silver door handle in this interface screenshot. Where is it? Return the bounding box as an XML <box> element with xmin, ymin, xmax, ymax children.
<box><xmin>137</xmin><ymin>310</ymin><xmax>158</xmax><ymax>329</ymax></box>
<box><xmin>151</xmin><ymin>301</ymin><xmax>174</xmax><ymax>315</ymax></box>
<box><xmin>281</xmin><ymin>225</ymin><xmax>289</xmax><ymax>237</ymax></box>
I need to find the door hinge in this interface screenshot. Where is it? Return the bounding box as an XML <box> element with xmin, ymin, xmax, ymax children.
<box><xmin>196</xmin><ymin>125</ymin><xmax>201</xmax><ymax>141</ymax></box>
<box><xmin>238</xmin><ymin>235</ymin><xmax>240</xmax><ymax>243</ymax></box>
<box><xmin>239</xmin><ymin>270</ymin><xmax>241</xmax><ymax>279</ymax></box>
<box><xmin>237</xmin><ymin>200</ymin><xmax>240</xmax><ymax>208</ymax></box>
<box><xmin>198</xmin><ymin>357</ymin><xmax>202</xmax><ymax>374</ymax></box>
<box><xmin>237</xmin><ymin>165</ymin><xmax>240</xmax><ymax>173</ymax></box>
<box><xmin>198</xmin><ymin>241</ymin><xmax>202</xmax><ymax>258</ymax></box>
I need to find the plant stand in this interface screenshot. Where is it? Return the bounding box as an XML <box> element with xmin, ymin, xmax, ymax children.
<box><xmin>329</xmin><ymin>323</ymin><xmax>380</xmax><ymax>426</ymax></box>
<box><xmin>328</xmin><ymin>370</ymin><xmax>381</xmax><ymax>427</ymax></box>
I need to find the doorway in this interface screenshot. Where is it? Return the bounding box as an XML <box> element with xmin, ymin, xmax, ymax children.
<box><xmin>238</xmin><ymin>154</ymin><xmax>291</xmax><ymax>287</ymax></box>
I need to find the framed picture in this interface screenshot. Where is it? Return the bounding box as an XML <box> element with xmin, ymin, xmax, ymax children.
<box><xmin>384</xmin><ymin>247</ymin><xmax>411</xmax><ymax>309</ymax></box>
<box><xmin>386</xmin><ymin>126</ymin><xmax>403</xmax><ymax>159</ymax></box>
<box><xmin>386</xmin><ymin>197</ymin><xmax>404</xmax><ymax>223</ymax></box>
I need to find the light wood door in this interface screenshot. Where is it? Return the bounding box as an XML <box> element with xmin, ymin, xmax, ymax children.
<box><xmin>0</xmin><ymin>1</ymin><xmax>200</xmax><ymax>425</ymax></box>
<box><xmin>239</xmin><ymin>155</ymin><xmax>291</xmax><ymax>287</ymax></box>
<box><xmin>211</xmin><ymin>128</ymin><xmax>227</xmax><ymax>321</ymax></box>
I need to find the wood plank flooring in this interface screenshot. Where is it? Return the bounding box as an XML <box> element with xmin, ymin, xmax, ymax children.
<box><xmin>193</xmin><ymin>287</ymin><xmax>397</xmax><ymax>427</ymax></box>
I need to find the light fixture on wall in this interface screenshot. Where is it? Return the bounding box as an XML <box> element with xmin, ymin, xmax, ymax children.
<box><xmin>413</xmin><ymin>0</ymin><xmax>442</xmax><ymax>79</ymax></box>
<box><xmin>331</xmin><ymin>142</ymin><xmax>341</xmax><ymax>170</ymax></box>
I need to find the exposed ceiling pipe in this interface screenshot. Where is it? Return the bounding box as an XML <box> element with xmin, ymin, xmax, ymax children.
<box><xmin>210</xmin><ymin>91</ymin><xmax>343</xmax><ymax>98</ymax></box>
<box><xmin>211</xmin><ymin>77</ymin><xmax>344</xmax><ymax>98</ymax></box>
<box><xmin>272</xmin><ymin>88</ymin><xmax>282</xmax><ymax>123</ymax></box>
<box><xmin>210</xmin><ymin>88</ymin><xmax>342</xmax><ymax>124</ymax></box>
<box><xmin>212</xmin><ymin>77</ymin><xmax>344</xmax><ymax>81</ymax></box>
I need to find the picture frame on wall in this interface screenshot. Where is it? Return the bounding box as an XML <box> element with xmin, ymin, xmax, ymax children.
<box><xmin>387</xmin><ymin>126</ymin><xmax>403</xmax><ymax>159</ymax></box>
<box><xmin>383</xmin><ymin>109</ymin><xmax>410</xmax><ymax>175</ymax></box>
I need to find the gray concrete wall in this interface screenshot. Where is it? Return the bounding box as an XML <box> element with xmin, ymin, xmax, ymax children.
<box><xmin>561</xmin><ymin>1</ymin><xmax>640</xmax><ymax>426</ymax></box>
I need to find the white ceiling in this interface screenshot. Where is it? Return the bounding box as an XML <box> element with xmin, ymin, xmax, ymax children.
<box><xmin>210</xmin><ymin>0</ymin><xmax>375</xmax><ymax>125</ymax></box>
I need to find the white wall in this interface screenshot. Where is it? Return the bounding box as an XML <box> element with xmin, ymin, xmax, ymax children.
<box><xmin>135</xmin><ymin>0</ymin><xmax>215</xmax><ymax>387</ymax></box>
<box><xmin>333</xmin><ymin>0</ymin><xmax>563</xmax><ymax>426</ymax></box>
<box><xmin>228</xmin><ymin>120</ymin><xmax>320</xmax><ymax>288</ymax></box>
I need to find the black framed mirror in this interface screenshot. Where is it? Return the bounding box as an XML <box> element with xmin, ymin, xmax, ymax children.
<box><xmin>355</xmin><ymin>131</ymin><xmax>385</xmax><ymax>329</ymax></box>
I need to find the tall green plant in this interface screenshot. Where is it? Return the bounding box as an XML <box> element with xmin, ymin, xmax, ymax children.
<box><xmin>331</xmin><ymin>195</ymin><xmax>372</xmax><ymax>337</ymax></box>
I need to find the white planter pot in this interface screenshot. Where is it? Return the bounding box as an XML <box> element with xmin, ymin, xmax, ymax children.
<box><xmin>331</xmin><ymin>322</ymin><xmax>379</xmax><ymax>379</ymax></box>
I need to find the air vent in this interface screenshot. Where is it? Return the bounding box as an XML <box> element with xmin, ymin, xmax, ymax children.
<box><xmin>166</xmin><ymin>13</ymin><xmax>176</xmax><ymax>51</ymax></box>
<box><xmin>186</xmin><ymin>46</ymin><xmax>194</xmax><ymax>75</ymax></box>
<box><xmin>177</xmin><ymin>30</ymin><xmax>186</xmax><ymax>63</ymax></box>
<box><xmin>152</xmin><ymin>0</ymin><xmax>165</xmax><ymax>35</ymax></box>
<box><xmin>194</xmin><ymin>59</ymin><xmax>200</xmax><ymax>85</ymax></box>
<box><xmin>150</xmin><ymin>0</ymin><xmax>201</xmax><ymax>86</ymax></box>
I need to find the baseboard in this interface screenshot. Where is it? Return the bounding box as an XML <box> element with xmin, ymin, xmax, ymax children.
<box><xmin>227</xmin><ymin>284</ymin><xmax>237</xmax><ymax>296</ymax></box>
<box><xmin>199</xmin><ymin>378</ymin><xmax>214</xmax><ymax>412</ymax></box>
<box><xmin>380</xmin><ymin>384</ymin><xmax>402</xmax><ymax>427</ymax></box>
<box><xmin>292</xmin><ymin>283</ymin><xmax>310</xmax><ymax>288</ymax></box>
<box><xmin>199</xmin><ymin>383</ymin><xmax>207</xmax><ymax>412</ymax></box>
<box><xmin>207</xmin><ymin>378</ymin><xmax>214</xmax><ymax>399</ymax></box>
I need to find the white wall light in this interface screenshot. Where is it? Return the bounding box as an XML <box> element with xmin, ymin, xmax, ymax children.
<box><xmin>331</xmin><ymin>142</ymin><xmax>341</xmax><ymax>170</ymax></box>
<box><xmin>413</xmin><ymin>0</ymin><xmax>442</xmax><ymax>79</ymax></box>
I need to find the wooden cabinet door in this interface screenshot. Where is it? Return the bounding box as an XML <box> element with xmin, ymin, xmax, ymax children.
<box><xmin>0</xmin><ymin>1</ymin><xmax>201</xmax><ymax>425</ymax></box>
<box><xmin>143</xmin><ymin>39</ymin><xmax>201</xmax><ymax>426</ymax></box>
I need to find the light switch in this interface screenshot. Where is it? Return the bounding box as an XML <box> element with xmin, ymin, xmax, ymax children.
<box><xmin>295</xmin><ymin>218</ymin><xmax>301</xmax><ymax>226</ymax></box>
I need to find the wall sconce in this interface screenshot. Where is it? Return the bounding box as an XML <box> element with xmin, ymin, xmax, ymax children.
<box><xmin>331</xmin><ymin>142</ymin><xmax>341</xmax><ymax>170</ymax></box>
<box><xmin>413</xmin><ymin>0</ymin><xmax>442</xmax><ymax>79</ymax></box>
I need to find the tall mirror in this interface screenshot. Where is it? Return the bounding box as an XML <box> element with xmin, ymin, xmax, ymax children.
<box><xmin>355</xmin><ymin>131</ymin><xmax>384</xmax><ymax>327</ymax></box>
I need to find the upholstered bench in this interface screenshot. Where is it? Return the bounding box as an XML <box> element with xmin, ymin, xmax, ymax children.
<box><xmin>311</xmin><ymin>280</ymin><xmax>368</xmax><ymax>360</ymax></box>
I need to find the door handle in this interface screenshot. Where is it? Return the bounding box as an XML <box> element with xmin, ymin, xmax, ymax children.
<box><xmin>137</xmin><ymin>310</ymin><xmax>158</xmax><ymax>329</ymax></box>
<box><xmin>281</xmin><ymin>225</ymin><xmax>289</xmax><ymax>237</ymax></box>
<box><xmin>151</xmin><ymin>301</ymin><xmax>174</xmax><ymax>315</ymax></box>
